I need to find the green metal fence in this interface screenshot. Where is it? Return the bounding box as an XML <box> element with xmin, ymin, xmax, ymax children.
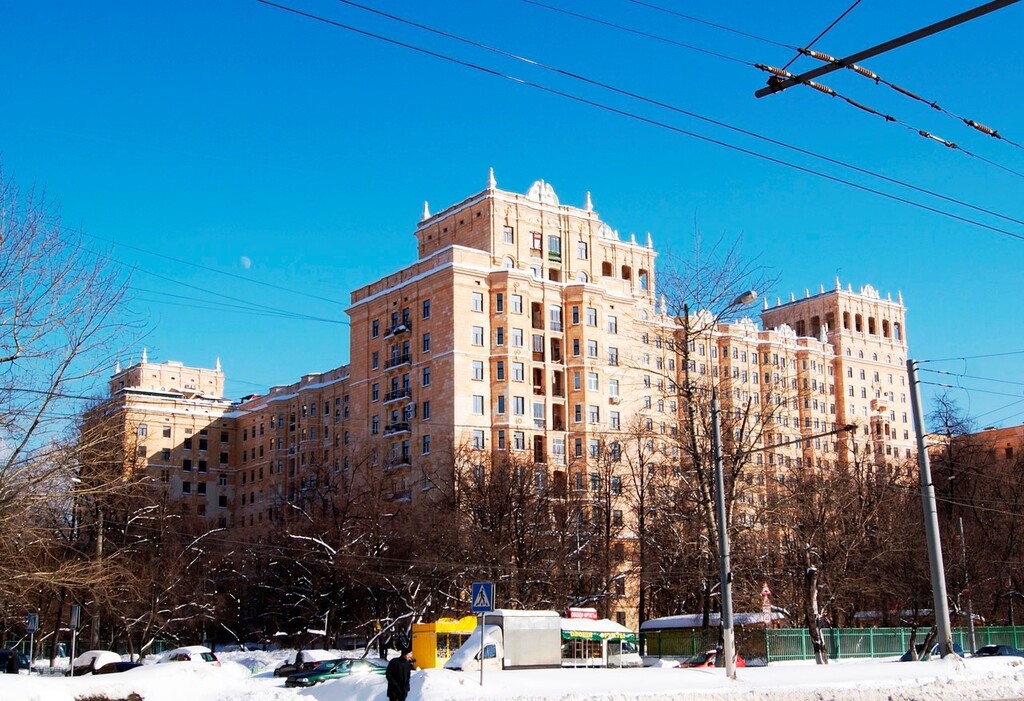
<box><xmin>641</xmin><ymin>626</ymin><xmax>1024</xmax><ymax>663</ymax></box>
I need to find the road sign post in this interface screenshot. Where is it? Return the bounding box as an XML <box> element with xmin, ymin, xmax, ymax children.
<box><xmin>471</xmin><ymin>582</ymin><xmax>495</xmax><ymax>687</ymax></box>
<box><xmin>69</xmin><ymin>605</ymin><xmax>81</xmax><ymax>676</ymax></box>
<box><xmin>25</xmin><ymin>613</ymin><xmax>38</xmax><ymax>673</ymax></box>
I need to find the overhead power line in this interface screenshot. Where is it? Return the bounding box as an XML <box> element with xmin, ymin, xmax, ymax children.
<box><xmin>781</xmin><ymin>0</ymin><xmax>863</xmax><ymax>71</ymax></box>
<box><xmin>797</xmin><ymin>48</ymin><xmax>1024</xmax><ymax>151</ymax></box>
<box><xmin>920</xmin><ymin>349</ymin><xmax>1024</xmax><ymax>363</ymax></box>
<box><xmin>295</xmin><ymin>0</ymin><xmax>1024</xmax><ymax>239</ymax></box>
<box><xmin>625</xmin><ymin>0</ymin><xmax>794</xmax><ymax>50</ymax></box>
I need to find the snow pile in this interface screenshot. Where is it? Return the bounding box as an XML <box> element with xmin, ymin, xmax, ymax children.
<box><xmin>1</xmin><ymin>654</ymin><xmax>1023</xmax><ymax>701</ymax></box>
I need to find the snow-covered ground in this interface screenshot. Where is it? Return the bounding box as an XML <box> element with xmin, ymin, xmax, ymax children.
<box><xmin>2</xmin><ymin>649</ymin><xmax>1024</xmax><ymax>701</ymax></box>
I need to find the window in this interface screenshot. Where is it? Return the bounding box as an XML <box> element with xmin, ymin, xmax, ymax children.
<box><xmin>197</xmin><ymin>482</ymin><xmax>207</xmax><ymax>496</ymax></box>
<box><xmin>533</xmin><ymin>402</ymin><xmax>545</xmax><ymax>429</ymax></box>
<box><xmin>586</xmin><ymin>307</ymin><xmax>597</xmax><ymax>326</ymax></box>
<box><xmin>138</xmin><ymin>423</ymin><xmax>148</xmax><ymax>437</ymax></box>
<box><xmin>587</xmin><ymin>340</ymin><xmax>598</xmax><ymax>357</ymax></box>
<box><xmin>219</xmin><ymin>452</ymin><xmax>228</xmax><ymax>465</ymax></box>
<box><xmin>183</xmin><ymin>458</ymin><xmax>192</xmax><ymax>471</ymax></box>
<box><xmin>472</xmin><ymin>360</ymin><xmax>485</xmax><ymax>381</ymax></box>
<box><xmin>422</xmin><ymin>299</ymin><xmax>431</xmax><ymax>318</ymax></box>
<box><xmin>513</xmin><ymin>396</ymin><xmax>526</xmax><ymax>415</ymax></box>
<box><xmin>607</xmin><ymin>316</ymin><xmax>618</xmax><ymax>334</ymax></box>
<box><xmin>531</xmin><ymin>231</ymin><xmax>542</xmax><ymax>251</ymax></box>
<box><xmin>496</xmin><ymin>327</ymin><xmax>505</xmax><ymax>345</ymax></box>
<box><xmin>609</xmin><ymin>379</ymin><xmax>619</xmax><ymax>397</ymax></box>
<box><xmin>512</xmin><ymin>362</ymin><xmax>525</xmax><ymax>381</ymax></box>
<box><xmin>472</xmin><ymin>430</ymin><xmax>485</xmax><ymax>449</ymax></box>
<box><xmin>372</xmin><ymin>383</ymin><xmax>380</xmax><ymax>401</ymax></box>
<box><xmin>610</xmin><ymin>411</ymin><xmax>620</xmax><ymax>429</ymax></box>
<box><xmin>588</xmin><ymin>405</ymin><xmax>600</xmax><ymax>424</ymax></box>
<box><xmin>473</xmin><ymin>395</ymin><xmax>485</xmax><ymax>415</ymax></box>
<box><xmin>587</xmin><ymin>372</ymin><xmax>599</xmax><ymax>390</ymax></box>
<box><xmin>471</xmin><ymin>291</ymin><xmax>484</xmax><ymax>312</ymax></box>
<box><xmin>471</xmin><ymin>326</ymin><xmax>484</xmax><ymax>346</ymax></box>
<box><xmin>548</xmin><ymin>235</ymin><xmax>561</xmax><ymax>260</ymax></box>
<box><xmin>574</xmin><ymin>403</ymin><xmax>582</xmax><ymax>422</ymax></box>
<box><xmin>577</xmin><ymin>241</ymin><xmax>588</xmax><ymax>259</ymax></box>
<box><xmin>511</xmin><ymin>294</ymin><xmax>523</xmax><ymax>313</ymax></box>
<box><xmin>512</xmin><ymin>328</ymin><xmax>524</xmax><ymax>347</ymax></box>
<box><xmin>422</xmin><ymin>401</ymin><xmax>430</xmax><ymax>419</ymax></box>
<box><xmin>182</xmin><ymin>482</ymin><xmax>192</xmax><ymax>495</ymax></box>
<box><xmin>497</xmin><ymin>394</ymin><xmax>506</xmax><ymax>414</ymax></box>
<box><xmin>162</xmin><ymin>425</ymin><xmax>171</xmax><ymax>438</ymax></box>
<box><xmin>608</xmin><ymin>347</ymin><xmax>618</xmax><ymax>365</ymax></box>
<box><xmin>495</xmin><ymin>293</ymin><xmax>504</xmax><ymax>312</ymax></box>
<box><xmin>422</xmin><ymin>435</ymin><xmax>431</xmax><ymax>454</ymax></box>
<box><xmin>513</xmin><ymin>431</ymin><xmax>526</xmax><ymax>450</ymax></box>
<box><xmin>549</xmin><ymin>306</ymin><xmax>563</xmax><ymax>332</ymax></box>
<box><xmin>589</xmin><ymin>441</ymin><xmax>600</xmax><ymax>459</ymax></box>
<box><xmin>496</xmin><ymin>361</ymin><xmax>506</xmax><ymax>380</ymax></box>
<box><xmin>503</xmin><ymin>226</ymin><xmax>514</xmax><ymax>244</ymax></box>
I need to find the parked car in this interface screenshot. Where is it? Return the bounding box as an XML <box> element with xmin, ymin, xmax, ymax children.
<box><xmin>284</xmin><ymin>657</ymin><xmax>387</xmax><ymax>688</ymax></box>
<box><xmin>0</xmin><ymin>649</ymin><xmax>30</xmax><ymax>674</ymax></box>
<box><xmin>67</xmin><ymin>650</ymin><xmax>122</xmax><ymax>676</ymax></box>
<box><xmin>899</xmin><ymin>641</ymin><xmax>964</xmax><ymax>661</ymax></box>
<box><xmin>95</xmin><ymin>661</ymin><xmax>143</xmax><ymax>674</ymax></box>
<box><xmin>157</xmin><ymin>645</ymin><xmax>220</xmax><ymax>665</ymax></box>
<box><xmin>273</xmin><ymin>649</ymin><xmax>335</xmax><ymax>677</ymax></box>
<box><xmin>973</xmin><ymin>644</ymin><xmax>1024</xmax><ymax>657</ymax></box>
<box><xmin>677</xmin><ymin>650</ymin><xmax>747</xmax><ymax>669</ymax></box>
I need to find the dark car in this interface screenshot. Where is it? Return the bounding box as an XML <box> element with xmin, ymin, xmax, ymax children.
<box><xmin>0</xmin><ymin>649</ymin><xmax>30</xmax><ymax>674</ymax></box>
<box><xmin>95</xmin><ymin>661</ymin><xmax>144</xmax><ymax>674</ymax></box>
<box><xmin>677</xmin><ymin>650</ymin><xmax>747</xmax><ymax>669</ymax></box>
<box><xmin>284</xmin><ymin>658</ymin><xmax>387</xmax><ymax>688</ymax></box>
<box><xmin>899</xmin><ymin>641</ymin><xmax>964</xmax><ymax>661</ymax></box>
<box><xmin>973</xmin><ymin>644</ymin><xmax>1024</xmax><ymax>657</ymax></box>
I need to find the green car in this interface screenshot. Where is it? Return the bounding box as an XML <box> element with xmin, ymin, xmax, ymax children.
<box><xmin>284</xmin><ymin>658</ymin><xmax>387</xmax><ymax>688</ymax></box>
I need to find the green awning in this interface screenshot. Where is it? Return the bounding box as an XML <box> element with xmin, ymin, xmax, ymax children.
<box><xmin>562</xmin><ymin>630</ymin><xmax>638</xmax><ymax>642</ymax></box>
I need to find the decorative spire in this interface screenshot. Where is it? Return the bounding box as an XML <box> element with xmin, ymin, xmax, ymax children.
<box><xmin>659</xmin><ymin>294</ymin><xmax>666</xmax><ymax>315</ymax></box>
<box><xmin>488</xmin><ymin>167</ymin><xmax>496</xmax><ymax>190</ymax></box>
<box><xmin>789</xmin><ymin>292</ymin><xmax>795</xmax><ymax>302</ymax></box>
<box><xmin>215</xmin><ymin>356</ymin><xmax>222</xmax><ymax>372</ymax></box>
<box><xmin>804</xmin><ymin>288</ymin><xmax>810</xmax><ymax>298</ymax></box>
<box><xmin>584</xmin><ymin>191</ymin><xmax>593</xmax><ymax>211</ymax></box>
<box><xmin>141</xmin><ymin>347</ymin><xmax>148</xmax><ymax>363</ymax></box>
<box><xmin>834</xmin><ymin>275</ymin><xmax>841</xmax><ymax>291</ymax></box>
<box><xmin>630</xmin><ymin>232</ymin><xmax>637</xmax><ymax>244</ymax></box>
<box><xmin>114</xmin><ymin>360</ymin><xmax>121</xmax><ymax>374</ymax></box>
<box><xmin>819</xmin><ymin>284</ymin><xmax>825</xmax><ymax>294</ymax></box>
<box><xmin>898</xmin><ymin>290</ymin><xmax>904</xmax><ymax>304</ymax></box>
<box><xmin>421</xmin><ymin>201</ymin><xmax>430</xmax><ymax>221</ymax></box>
<box><xmin>762</xmin><ymin>298</ymin><xmax>768</xmax><ymax>311</ymax></box>
<box><xmin>646</xmin><ymin>232</ymin><xmax>653</xmax><ymax>249</ymax></box>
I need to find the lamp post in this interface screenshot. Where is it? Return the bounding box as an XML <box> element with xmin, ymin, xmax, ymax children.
<box><xmin>907</xmin><ymin>358</ymin><xmax>954</xmax><ymax>657</ymax></box>
<box><xmin>710</xmin><ymin>389</ymin><xmax>736</xmax><ymax>679</ymax></box>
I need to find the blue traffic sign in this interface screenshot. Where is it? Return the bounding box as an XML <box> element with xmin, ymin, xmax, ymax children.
<box><xmin>25</xmin><ymin>613</ymin><xmax>38</xmax><ymax>634</ymax></box>
<box><xmin>471</xmin><ymin>581</ymin><xmax>494</xmax><ymax>613</ymax></box>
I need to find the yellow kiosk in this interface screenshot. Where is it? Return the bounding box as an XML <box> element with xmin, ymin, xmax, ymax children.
<box><xmin>411</xmin><ymin>615</ymin><xmax>478</xmax><ymax>669</ymax></box>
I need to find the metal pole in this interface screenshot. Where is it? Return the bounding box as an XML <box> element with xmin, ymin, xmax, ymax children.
<box><xmin>958</xmin><ymin>517</ymin><xmax>977</xmax><ymax>654</ymax></box>
<box><xmin>907</xmin><ymin>359</ymin><xmax>954</xmax><ymax>656</ymax></box>
<box><xmin>479</xmin><ymin>612</ymin><xmax>485</xmax><ymax>687</ymax></box>
<box><xmin>711</xmin><ymin>390</ymin><xmax>736</xmax><ymax>679</ymax></box>
<box><xmin>755</xmin><ymin>0</ymin><xmax>1021</xmax><ymax>97</ymax></box>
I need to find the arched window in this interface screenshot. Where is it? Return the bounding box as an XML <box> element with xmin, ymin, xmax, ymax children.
<box><xmin>855</xmin><ymin>314</ymin><xmax>863</xmax><ymax>332</ymax></box>
<box><xmin>868</xmin><ymin>317</ymin><xmax>877</xmax><ymax>335</ymax></box>
<box><xmin>843</xmin><ymin>311</ymin><xmax>851</xmax><ymax>330</ymax></box>
<box><xmin>621</xmin><ymin>265</ymin><xmax>632</xmax><ymax>280</ymax></box>
<box><xmin>882</xmin><ymin>319</ymin><xmax>891</xmax><ymax>338</ymax></box>
<box><xmin>503</xmin><ymin>256</ymin><xmax>516</xmax><ymax>269</ymax></box>
<box><xmin>577</xmin><ymin>271</ymin><xmax>589</xmax><ymax>283</ymax></box>
<box><xmin>639</xmin><ymin>269</ymin><xmax>649</xmax><ymax>291</ymax></box>
<box><xmin>893</xmin><ymin>322</ymin><xmax>902</xmax><ymax>340</ymax></box>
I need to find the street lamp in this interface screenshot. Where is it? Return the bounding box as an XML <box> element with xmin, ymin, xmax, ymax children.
<box><xmin>707</xmin><ymin>289</ymin><xmax>757</xmax><ymax>680</ymax></box>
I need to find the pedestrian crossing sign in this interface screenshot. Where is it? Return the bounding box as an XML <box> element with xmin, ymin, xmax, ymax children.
<box><xmin>471</xmin><ymin>581</ymin><xmax>495</xmax><ymax>612</ymax></box>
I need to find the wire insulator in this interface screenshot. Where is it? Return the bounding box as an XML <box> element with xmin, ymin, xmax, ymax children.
<box><xmin>965</xmin><ymin>119</ymin><xmax>1000</xmax><ymax>138</ymax></box>
<box><xmin>806</xmin><ymin>80</ymin><xmax>836</xmax><ymax>96</ymax></box>
<box><xmin>800</xmin><ymin>48</ymin><xmax>838</xmax><ymax>62</ymax></box>
<box><xmin>919</xmin><ymin>131</ymin><xmax>957</xmax><ymax>149</ymax></box>
<box><xmin>756</xmin><ymin>64</ymin><xmax>794</xmax><ymax>78</ymax></box>
<box><xmin>850</xmin><ymin>64</ymin><xmax>880</xmax><ymax>82</ymax></box>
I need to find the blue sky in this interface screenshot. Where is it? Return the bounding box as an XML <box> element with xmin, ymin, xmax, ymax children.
<box><xmin>4</xmin><ymin>1</ymin><xmax>1022</xmax><ymax>428</ymax></box>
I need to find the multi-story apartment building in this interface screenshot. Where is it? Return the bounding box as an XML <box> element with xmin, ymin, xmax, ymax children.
<box><xmin>86</xmin><ymin>174</ymin><xmax>915</xmax><ymax>627</ymax></box>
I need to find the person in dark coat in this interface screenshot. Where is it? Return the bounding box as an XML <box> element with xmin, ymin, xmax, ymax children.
<box><xmin>385</xmin><ymin>646</ymin><xmax>413</xmax><ymax>701</ymax></box>
<box><xmin>5</xmin><ymin>651</ymin><xmax>20</xmax><ymax>674</ymax></box>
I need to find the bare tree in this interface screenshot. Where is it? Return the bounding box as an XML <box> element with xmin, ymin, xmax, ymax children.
<box><xmin>0</xmin><ymin>164</ymin><xmax>134</xmax><ymax>645</ymax></box>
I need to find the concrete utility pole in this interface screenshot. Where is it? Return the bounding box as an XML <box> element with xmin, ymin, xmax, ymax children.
<box><xmin>756</xmin><ymin>0</ymin><xmax>1021</xmax><ymax>98</ymax></box>
<box><xmin>907</xmin><ymin>359</ymin><xmax>954</xmax><ymax>657</ymax></box>
<box><xmin>710</xmin><ymin>390</ymin><xmax>736</xmax><ymax>679</ymax></box>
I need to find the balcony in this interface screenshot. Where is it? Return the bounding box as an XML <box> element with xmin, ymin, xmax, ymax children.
<box><xmin>384</xmin><ymin>387</ymin><xmax>412</xmax><ymax>403</ymax></box>
<box><xmin>385</xmin><ymin>321</ymin><xmax>412</xmax><ymax>337</ymax></box>
<box><xmin>383</xmin><ymin>421</ymin><xmax>411</xmax><ymax>435</ymax></box>
<box><xmin>386</xmin><ymin>455</ymin><xmax>411</xmax><ymax>469</ymax></box>
<box><xmin>385</xmin><ymin>353</ymin><xmax>412</xmax><ymax>369</ymax></box>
